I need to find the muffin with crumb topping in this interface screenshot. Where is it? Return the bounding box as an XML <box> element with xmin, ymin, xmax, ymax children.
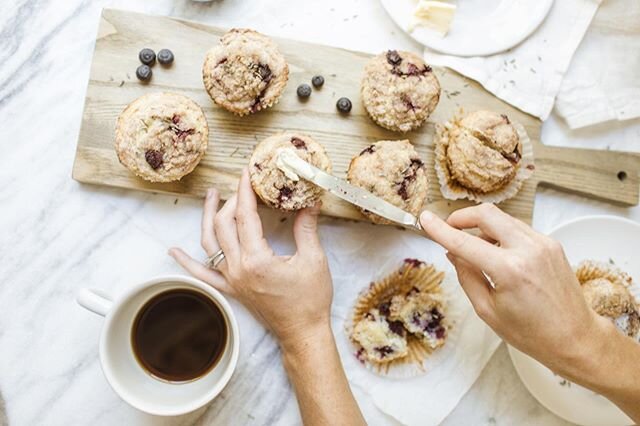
<box><xmin>115</xmin><ymin>92</ymin><xmax>209</xmax><ymax>182</ymax></box>
<box><xmin>576</xmin><ymin>261</ymin><xmax>640</xmax><ymax>340</ymax></box>
<box><xmin>202</xmin><ymin>28</ymin><xmax>289</xmax><ymax>116</ymax></box>
<box><xmin>249</xmin><ymin>132</ymin><xmax>331</xmax><ymax>211</ymax></box>
<box><xmin>361</xmin><ymin>50</ymin><xmax>440</xmax><ymax>132</ymax></box>
<box><xmin>347</xmin><ymin>139</ymin><xmax>428</xmax><ymax>224</ymax></box>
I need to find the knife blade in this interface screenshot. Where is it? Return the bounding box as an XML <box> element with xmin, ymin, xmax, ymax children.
<box><xmin>278</xmin><ymin>150</ymin><xmax>422</xmax><ymax>230</ymax></box>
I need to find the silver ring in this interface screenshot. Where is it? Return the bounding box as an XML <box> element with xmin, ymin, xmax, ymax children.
<box><xmin>205</xmin><ymin>249</ymin><xmax>226</xmax><ymax>270</ymax></box>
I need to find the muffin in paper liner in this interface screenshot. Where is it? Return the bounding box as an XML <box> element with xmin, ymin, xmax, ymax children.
<box><xmin>433</xmin><ymin>111</ymin><xmax>535</xmax><ymax>204</ymax></box>
<box><xmin>346</xmin><ymin>259</ymin><xmax>463</xmax><ymax>378</ymax></box>
<box><xmin>575</xmin><ymin>260</ymin><xmax>640</xmax><ymax>341</ymax></box>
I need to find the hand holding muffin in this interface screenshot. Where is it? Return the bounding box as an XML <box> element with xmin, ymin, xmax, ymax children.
<box><xmin>168</xmin><ymin>169</ymin><xmax>365</xmax><ymax>426</ymax></box>
<box><xmin>169</xmin><ymin>169</ymin><xmax>332</xmax><ymax>344</ymax></box>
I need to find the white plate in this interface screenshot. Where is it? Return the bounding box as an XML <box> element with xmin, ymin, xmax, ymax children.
<box><xmin>379</xmin><ymin>0</ymin><xmax>554</xmax><ymax>57</ymax></box>
<box><xmin>508</xmin><ymin>215</ymin><xmax>639</xmax><ymax>426</ymax></box>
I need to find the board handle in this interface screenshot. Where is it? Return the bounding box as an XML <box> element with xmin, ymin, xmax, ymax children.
<box><xmin>533</xmin><ymin>143</ymin><xmax>640</xmax><ymax>206</ymax></box>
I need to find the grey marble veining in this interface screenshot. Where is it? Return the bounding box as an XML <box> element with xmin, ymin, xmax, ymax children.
<box><xmin>1</xmin><ymin>0</ymin><xmax>640</xmax><ymax>425</ymax></box>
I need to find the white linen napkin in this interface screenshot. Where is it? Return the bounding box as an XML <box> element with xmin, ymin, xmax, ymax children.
<box><xmin>554</xmin><ymin>0</ymin><xmax>640</xmax><ymax>129</ymax></box>
<box><xmin>422</xmin><ymin>0</ymin><xmax>602</xmax><ymax>121</ymax></box>
<box><xmin>332</xmin><ymin>255</ymin><xmax>501</xmax><ymax>426</ymax></box>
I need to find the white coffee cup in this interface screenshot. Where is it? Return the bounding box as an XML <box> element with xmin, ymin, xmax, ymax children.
<box><xmin>77</xmin><ymin>275</ymin><xmax>239</xmax><ymax>416</ymax></box>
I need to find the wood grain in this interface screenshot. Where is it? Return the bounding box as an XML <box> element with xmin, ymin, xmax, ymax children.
<box><xmin>73</xmin><ymin>9</ymin><xmax>639</xmax><ymax>226</ymax></box>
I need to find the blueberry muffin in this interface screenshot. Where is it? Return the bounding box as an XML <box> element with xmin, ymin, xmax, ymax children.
<box><xmin>349</xmin><ymin>259</ymin><xmax>449</xmax><ymax>373</ymax></box>
<box><xmin>202</xmin><ymin>28</ymin><xmax>289</xmax><ymax>116</ymax></box>
<box><xmin>115</xmin><ymin>92</ymin><xmax>209</xmax><ymax>182</ymax></box>
<box><xmin>361</xmin><ymin>50</ymin><xmax>440</xmax><ymax>132</ymax></box>
<box><xmin>576</xmin><ymin>261</ymin><xmax>640</xmax><ymax>340</ymax></box>
<box><xmin>446</xmin><ymin>111</ymin><xmax>522</xmax><ymax>193</ymax></box>
<box><xmin>249</xmin><ymin>132</ymin><xmax>331</xmax><ymax>211</ymax></box>
<box><xmin>347</xmin><ymin>140</ymin><xmax>428</xmax><ymax>224</ymax></box>
<box><xmin>351</xmin><ymin>308</ymin><xmax>409</xmax><ymax>364</ymax></box>
<box><xmin>390</xmin><ymin>290</ymin><xmax>447</xmax><ymax>349</ymax></box>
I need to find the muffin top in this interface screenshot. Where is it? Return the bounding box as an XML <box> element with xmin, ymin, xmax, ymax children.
<box><xmin>576</xmin><ymin>261</ymin><xmax>640</xmax><ymax>339</ymax></box>
<box><xmin>348</xmin><ymin>139</ymin><xmax>428</xmax><ymax>224</ymax></box>
<box><xmin>202</xmin><ymin>29</ymin><xmax>289</xmax><ymax>116</ymax></box>
<box><xmin>446</xmin><ymin>111</ymin><xmax>522</xmax><ymax>193</ymax></box>
<box><xmin>460</xmin><ymin>110</ymin><xmax>521</xmax><ymax>162</ymax></box>
<box><xmin>361</xmin><ymin>50</ymin><xmax>440</xmax><ymax>132</ymax></box>
<box><xmin>114</xmin><ymin>92</ymin><xmax>209</xmax><ymax>183</ymax></box>
<box><xmin>583</xmin><ymin>278</ymin><xmax>637</xmax><ymax>316</ymax></box>
<box><xmin>249</xmin><ymin>132</ymin><xmax>331</xmax><ymax>211</ymax></box>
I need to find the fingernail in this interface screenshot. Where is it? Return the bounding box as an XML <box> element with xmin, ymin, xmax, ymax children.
<box><xmin>206</xmin><ymin>189</ymin><xmax>215</xmax><ymax>199</ymax></box>
<box><xmin>420</xmin><ymin>210</ymin><xmax>435</xmax><ymax>223</ymax></box>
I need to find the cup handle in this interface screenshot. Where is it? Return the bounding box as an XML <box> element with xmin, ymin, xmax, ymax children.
<box><xmin>76</xmin><ymin>288</ymin><xmax>113</xmax><ymax>317</ymax></box>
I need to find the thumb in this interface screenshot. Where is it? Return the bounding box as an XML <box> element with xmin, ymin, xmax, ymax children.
<box><xmin>293</xmin><ymin>203</ymin><xmax>322</xmax><ymax>256</ymax></box>
<box><xmin>447</xmin><ymin>252</ymin><xmax>497</xmax><ymax>327</ymax></box>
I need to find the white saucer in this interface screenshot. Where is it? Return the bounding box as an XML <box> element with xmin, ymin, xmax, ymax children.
<box><xmin>508</xmin><ymin>215</ymin><xmax>638</xmax><ymax>426</ymax></box>
<box><xmin>379</xmin><ymin>0</ymin><xmax>554</xmax><ymax>57</ymax></box>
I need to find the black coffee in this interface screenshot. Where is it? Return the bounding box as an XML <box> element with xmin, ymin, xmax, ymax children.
<box><xmin>132</xmin><ymin>288</ymin><xmax>227</xmax><ymax>382</ymax></box>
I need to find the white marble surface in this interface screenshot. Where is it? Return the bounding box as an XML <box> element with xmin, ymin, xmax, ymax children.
<box><xmin>1</xmin><ymin>0</ymin><xmax>640</xmax><ymax>425</ymax></box>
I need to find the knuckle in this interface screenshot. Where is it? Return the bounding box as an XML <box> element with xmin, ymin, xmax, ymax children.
<box><xmin>235</xmin><ymin>209</ymin><xmax>248</xmax><ymax>223</ymax></box>
<box><xmin>214</xmin><ymin>214</ymin><xmax>225</xmax><ymax>232</ymax></box>
<box><xmin>226</xmin><ymin>269</ymin><xmax>242</xmax><ymax>284</ymax></box>
<box><xmin>504</xmin><ymin>255</ymin><xmax>527</xmax><ymax>275</ymax></box>
<box><xmin>546</xmin><ymin>238</ymin><xmax>564</xmax><ymax>255</ymax></box>
<box><xmin>242</xmin><ymin>256</ymin><xmax>264</xmax><ymax>274</ymax></box>
<box><xmin>534</xmin><ymin>236</ymin><xmax>563</xmax><ymax>257</ymax></box>
<box><xmin>316</xmin><ymin>254</ymin><xmax>329</xmax><ymax>270</ymax></box>
<box><xmin>480</xmin><ymin>203</ymin><xmax>498</xmax><ymax>214</ymax></box>
<box><xmin>450</xmin><ymin>232</ymin><xmax>469</xmax><ymax>253</ymax></box>
<box><xmin>474</xmin><ymin>301</ymin><xmax>493</xmax><ymax>322</ymax></box>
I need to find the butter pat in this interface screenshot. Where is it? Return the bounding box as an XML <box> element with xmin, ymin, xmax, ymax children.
<box><xmin>409</xmin><ymin>1</ymin><xmax>457</xmax><ymax>36</ymax></box>
<box><xmin>275</xmin><ymin>148</ymin><xmax>300</xmax><ymax>181</ymax></box>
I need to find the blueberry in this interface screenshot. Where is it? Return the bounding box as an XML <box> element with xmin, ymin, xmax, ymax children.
<box><xmin>311</xmin><ymin>75</ymin><xmax>324</xmax><ymax>88</ymax></box>
<box><xmin>336</xmin><ymin>97</ymin><xmax>352</xmax><ymax>113</ymax></box>
<box><xmin>157</xmin><ymin>49</ymin><xmax>174</xmax><ymax>66</ymax></box>
<box><xmin>138</xmin><ymin>48</ymin><xmax>156</xmax><ymax>66</ymax></box>
<box><xmin>136</xmin><ymin>64</ymin><xmax>152</xmax><ymax>82</ymax></box>
<box><xmin>297</xmin><ymin>84</ymin><xmax>312</xmax><ymax>98</ymax></box>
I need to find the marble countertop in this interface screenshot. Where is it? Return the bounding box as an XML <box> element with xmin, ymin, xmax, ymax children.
<box><xmin>2</xmin><ymin>0</ymin><xmax>639</xmax><ymax>425</ymax></box>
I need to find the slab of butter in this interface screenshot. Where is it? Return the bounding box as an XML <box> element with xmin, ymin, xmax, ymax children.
<box><xmin>409</xmin><ymin>1</ymin><xmax>457</xmax><ymax>36</ymax></box>
<box><xmin>275</xmin><ymin>148</ymin><xmax>300</xmax><ymax>181</ymax></box>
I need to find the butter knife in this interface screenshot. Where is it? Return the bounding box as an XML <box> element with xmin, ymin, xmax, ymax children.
<box><xmin>278</xmin><ymin>150</ymin><xmax>423</xmax><ymax>230</ymax></box>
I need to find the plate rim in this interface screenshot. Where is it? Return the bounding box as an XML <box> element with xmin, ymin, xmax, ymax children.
<box><xmin>378</xmin><ymin>0</ymin><xmax>555</xmax><ymax>57</ymax></box>
<box><xmin>547</xmin><ymin>214</ymin><xmax>640</xmax><ymax>236</ymax></box>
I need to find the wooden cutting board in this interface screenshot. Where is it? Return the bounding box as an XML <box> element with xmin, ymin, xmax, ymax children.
<box><xmin>73</xmin><ymin>9</ymin><xmax>640</xmax><ymax>225</ymax></box>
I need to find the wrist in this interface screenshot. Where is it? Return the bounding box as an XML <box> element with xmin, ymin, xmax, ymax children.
<box><xmin>555</xmin><ymin>313</ymin><xmax>613</xmax><ymax>386</ymax></box>
<box><xmin>279</xmin><ymin>317</ymin><xmax>333</xmax><ymax>359</ymax></box>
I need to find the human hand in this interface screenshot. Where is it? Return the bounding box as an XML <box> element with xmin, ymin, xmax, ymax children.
<box><xmin>169</xmin><ymin>168</ymin><xmax>333</xmax><ymax>349</ymax></box>
<box><xmin>419</xmin><ymin>204</ymin><xmax>606</xmax><ymax>377</ymax></box>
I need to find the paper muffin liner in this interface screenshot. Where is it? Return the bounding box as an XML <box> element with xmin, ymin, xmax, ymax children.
<box><xmin>433</xmin><ymin>114</ymin><xmax>535</xmax><ymax>204</ymax></box>
<box><xmin>575</xmin><ymin>260</ymin><xmax>633</xmax><ymax>288</ymax></box>
<box><xmin>575</xmin><ymin>260</ymin><xmax>640</xmax><ymax>341</ymax></box>
<box><xmin>345</xmin><ymin>259</ymin><xmax>463</xmax><ymax>378</ymax></box>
